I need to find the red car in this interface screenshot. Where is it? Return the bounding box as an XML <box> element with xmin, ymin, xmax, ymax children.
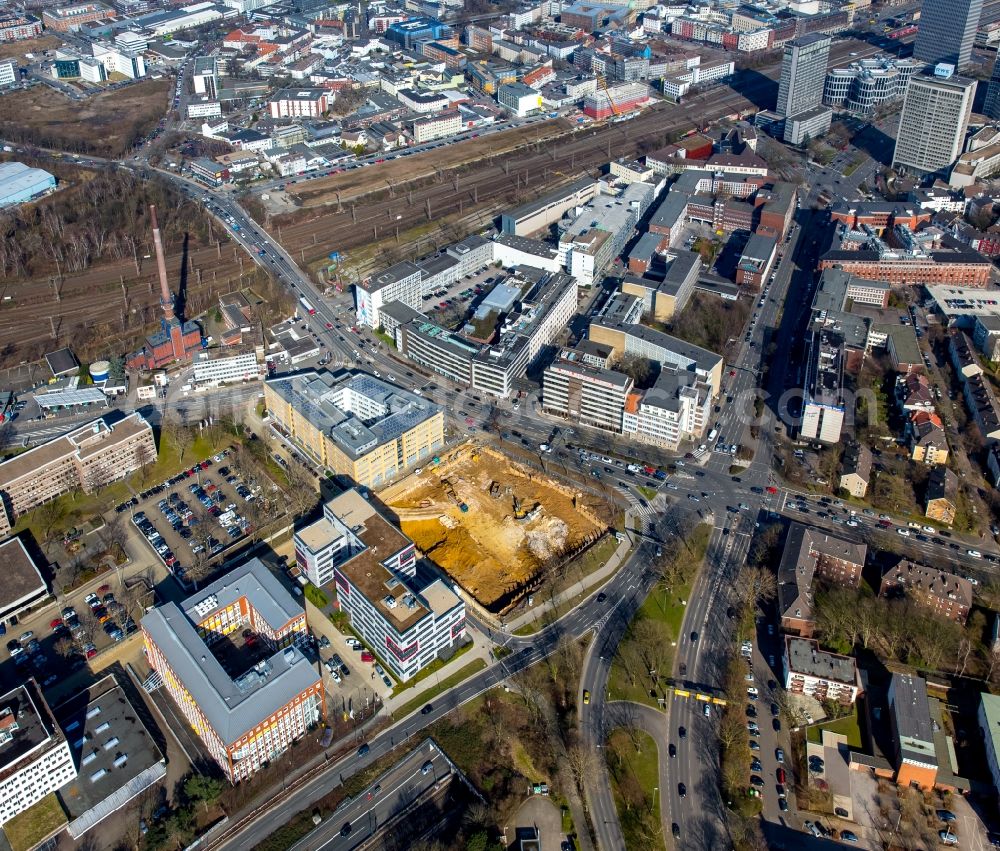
<box><xmin>325</xmin><ymin>322</ymin><xmax>333</xmax><ymax>329</ymax></box>
<box><xmin>200</xmin><ymin>461</ymin><xmax>209</xmax><ymax>470</ymax></box>
<box><xmin>86</xmin><ymin>647</ymin><xmax>98</xmax><ymax>659</ymax></box>
<box><xmin>98</xmin><ymin>584</ymin><xmax>110</xmax><ymax>594</ymax></box>
<box><xmin>776</xmin><ymin>767</ymin><xmax>786</xmax><ymax>784</ymax></box>
<box><xmin>49</xmin><ymin>619</ymin><xmax>63</xmax><ymax>629</ymax></box>
<box><xmin>765</xmin><ymin>486</ymin><xmax>778</xmax><ymax>495</ymax></box>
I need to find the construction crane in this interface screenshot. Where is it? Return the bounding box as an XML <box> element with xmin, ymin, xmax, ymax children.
<box><xmin>596</xmin><ymin>74</ymin><xmax>622</xmax><ymax>118</ymax></box>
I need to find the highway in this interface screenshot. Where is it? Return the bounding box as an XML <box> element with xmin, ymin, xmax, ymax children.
<box><xmin>288</xmin><ymin>744</ymin><xmax>451</xmax><ymax>851</ymax></box>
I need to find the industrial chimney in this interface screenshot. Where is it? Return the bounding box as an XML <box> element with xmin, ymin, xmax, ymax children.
<box><xmin>149</xmin><ymin>204</ymin><xmax>175</xmax><ymax>324</ymax></box>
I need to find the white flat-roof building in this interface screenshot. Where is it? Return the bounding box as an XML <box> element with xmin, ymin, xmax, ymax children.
<box><xmin>192</xmin><ymin>349</ymin><xmax>261</xmax><ymax>387</ymax></box>
<box><xmin>0</xmin><ymin>682</ymin><xmax>76</xmax><ymax>826</ymax></box>
<box><xmin>0</xmin><ymin>538</ymin><xmax>49</xmax><ymax>628</ymax></box>
<box><xmin>295</xmin><ymin>490</ymin><xmax>466</xmax><ymax>682</ymax></box>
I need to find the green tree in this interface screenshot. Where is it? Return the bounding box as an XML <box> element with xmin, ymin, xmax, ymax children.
<box><xmin>184</xmin><ymin>774</ymin><xmax>224</xmax><ymax>811</ymax></box>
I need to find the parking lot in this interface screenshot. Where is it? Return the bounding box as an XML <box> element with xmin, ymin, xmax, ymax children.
<box><xmin>125</xmin><ymin>449</ymin><xmax>270</xmax><ymax>588</ymax></box>
<box><xmin>3</xmin><ymin>578</ymin><xmax>147</xmax><ymax>685</ymax></box>
<box><xmin>418</xmin><ymin>265</ymin><xmax>504</xmax><ymax>329</ymax></box>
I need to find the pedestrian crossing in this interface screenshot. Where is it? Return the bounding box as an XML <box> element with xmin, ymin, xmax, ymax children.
<box><xmin>618</xmin><ymin>486</ymin><xmax>657</xmax><ymax>517</ymax></box>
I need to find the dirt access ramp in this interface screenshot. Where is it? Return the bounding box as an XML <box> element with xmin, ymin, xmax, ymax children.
<box><xmin>287</xmin><ymin>117</ymin><xmax>573</xmax><ymax>208</ymax></box>
<box><xmin>381</xmin><ymin>444</ymin><xmax>605</xmax><ymax>609</ymax></box>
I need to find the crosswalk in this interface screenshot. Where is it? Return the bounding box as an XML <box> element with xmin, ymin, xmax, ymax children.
<box><xmin>617</xmin><ymin>486</ymin><xmax>656</xmax><ymax>517</ymax></box>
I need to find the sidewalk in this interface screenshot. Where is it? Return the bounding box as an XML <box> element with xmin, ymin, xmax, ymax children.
<box><xmin>504</xmin><ymin>516</ymin><xmax>636</xmax><ymax>634</ymax></box>
<box><xmin>381</xmin><ymin>629</ymin><xmax>495</xmax><ymax>715</ymax></box>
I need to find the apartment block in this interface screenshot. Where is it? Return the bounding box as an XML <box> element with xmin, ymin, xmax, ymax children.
<box><xmin>839</xmin><ymin>442</ymin><xmax>872</xmax><ymax>498</ymax></box>
<box><xmin>412</xmin><ymin>109</ymin><xmax>461</xmax><ymax>144</ymax></box>
<box><xmin>268</xmin><ymin>88</ymin><xmax>329</xmax><ymax>119</ymax></box>
<box><xmin>542</xmin><ymin>349</ymin><xmax>633</xmax><ymax>433</ymax></box>
<box><xmin>142</xmin><ymin>559</ymin><xmax>322</xmax><ymax>783</ymax></box>
<box><xmin>0</xmin><ymin>413</ymin><xmax>155</xmax><ymax>538</ymax></box>
<box><xmin>0</xmin><ymin>13</ymin><xmax>43</xmax><ymax>41</ymax></box>
<box><xmin>777</xmin><ymin>523</ymin><xmax>866</xmax><ymax>637</ymax></box>
<box><xmin>784</xmin><ymin>636</ymin><xmax>861</xmax><ymax>704</ymax></box>
<box><xmin>0</xmin><ymin>682</ymin><xmax>76</xmax><ymax>825</ymax></box>
<box><xmin>879</xmin><ymin>561</ymin><xmax>972</xmax><ymax>623</ymax></box>
<box><xmin>296</xmin><ymin>490</ymin><xmax>465</xmax><ymax>681</ymax></box>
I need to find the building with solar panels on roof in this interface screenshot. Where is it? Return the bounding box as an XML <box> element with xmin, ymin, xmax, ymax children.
<box><xmin>263</xmin><ymin>370</ymin><xmax>444</xmax><ymax>489</ymax></box>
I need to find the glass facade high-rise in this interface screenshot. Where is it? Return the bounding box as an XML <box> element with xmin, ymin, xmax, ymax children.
<box><xmin>985</xmin><ymin>54</ymin><xmax>1000</xmax><ymax>119</ymax></box>
<box><xmin>913</xmin><ymin>0</ymin><xmax>983</xmax><ymax>70</ymax></box>
<box><xmin>777</xmin><ymin>33</ymin><xmax>832</xmax><ymax>145</ymax></box>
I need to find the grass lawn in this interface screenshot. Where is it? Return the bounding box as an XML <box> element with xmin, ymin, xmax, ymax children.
<box><xmin>606</xmin><ymin>730</ymin><xmax>665</xmax><ymax>851</ymax></box>
<box><xmin>11</xmin><ymin>428</ymin><xmax>230</xmax><ymax>544</ymax></box>
<box><xmin>806</xmin><ymin>707</ymin><xmax>862</xmax><ymax>749</ymax></box>
<box><xmin>391</xmin><ymin>640</ymin><xmax>472</xmax><ymax>696</ymax></box>
<box><xmin>512</xmin><ymin>535</ymin><xmax>622</xmax><ymax>636</ymax></box>
<box><xmin>394</xmin><ymin>659</ymin><xmax>487</xmax><ymax>718</ymax></box>
<box><xmin>3</xmin><ymin>794</ymin><xmax>67</xmax><ymax>851</ymax></box>
<box><xmin>637</xmin><ymin>485</ymin><xmax>658</xmax><ymax>501</ymax></box>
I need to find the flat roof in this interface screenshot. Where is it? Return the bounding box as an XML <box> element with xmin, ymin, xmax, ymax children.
<box><xmin>44</xmin><ymin>347</ymin><xmax>78</xmax><ymax>377</ymax></box>
<box><xmin>0</xmin><ymin>538</ymin><xmax>48</xmax><ymax>616</ymax></box>
<box><xmin>266</xmin><ymin>370</ymin><xmax>441</xmax><ymax>459</ymax></box>
<box><xmin>494</xmin><ymin>232</ymin><xmax>559</xmax><ymax>259</ymax></box>
<box><xmin>34</xmin><ymin>387</ymin><xmax>108</xmax><ymax>409</ymax></box>
<box><xmin>889</xmin><ymin>673</ymin><xmax>936</xmax><ymax>766</ymax></box>
<box><xmin>0</xmin><ymin>412</ymin><xmax>150</xmax><ymax>492</ymax></box>
<box><xmin>503</xmin><ymin>175</ymin><xmax>595</xmax><ymax>223</ymax></box>
<box><xmin>786</xmin><ymin>636</ymin><xmax>857</xmax><ymax>685</ymax></box>
<box><xmin>142</xmin><ymin>558</ymin><xmax>319</xmax><ymax>746</ymax></box>
<box><xmin>54</xmin><ymin>674</ymin><xmax>165</xmax><ymax>833</ymax></box>
<box><xmin>589</xmin><ymin>318</ymin><xmax>722</xmax><ymax>373</ymax></box>
<box><xmin>0</xmin><ymin>683</ymin><xmax>56</xmax><ymax>782</ymax></box>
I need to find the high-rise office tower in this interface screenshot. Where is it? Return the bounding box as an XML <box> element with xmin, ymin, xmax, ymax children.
<box><xmin>913</xmin><ymin>0</ymin><xmax>982</xmax><ymax>70</ymax></box>
<box><xmin>893</xmin><ymin>67</ymin><xmax>976</xmax><ymax>175</ymax></box>
<box><xmin>985</xmin><ymin>54</ymin><xmax>1000</xmax><ymax>119</ymax></box>
<box><xmin>777</xmin><ymin>33</ymin><xmax>833</xmax><ymax>146</ymax></box>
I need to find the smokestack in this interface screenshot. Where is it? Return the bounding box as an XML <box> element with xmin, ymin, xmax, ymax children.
<box><xmin>150</xmin><ymin>204</ymin><xmax>175</xmax><ymax>323</ymax></box>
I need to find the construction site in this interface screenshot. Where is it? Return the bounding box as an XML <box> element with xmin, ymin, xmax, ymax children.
<box><xmin>381</xmin><ymin>444</ymin><xmax>607</xmax><ymax>612</ymax></box>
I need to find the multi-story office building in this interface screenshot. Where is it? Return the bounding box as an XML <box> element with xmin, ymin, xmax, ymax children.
<box><xmin>776</xmin><ymin>34</ymin><xmax>832</xmax><ymax>145</ymax></box>
<box><xmin>413</xmin><ymin>109</ymin><xmax>461</xmax><ymax>143</ymax></box>
<box><xmin>268</xmin><ymin>88</ymin><xmax>328</xmax><ymax>119</ymax></box>
<box><xmin>0</xmin><ymin>681</ymin><xmax>76</xmax><ymax>825</ymax></box>
<box><xmin>621</xmin><ymin>367</ymin><xmax>712</xmax><ymax>450</ymax></box>
<box><xmin>823</xmin><ymin>56</ymin><xmax>920</xmax><ymax>114</ymax></box>
<box><xmin>192</xmin><ymin>349</ymin><xmax>260</xmax><ymax>388</ymax></box>
<box><xmin>142</xmin><ymin>559</ymin><xmax>322</xmax><ymax>783</ymax></box>
<box><xmin>0</xmin><ymin>412</ymin><xmax>155</xmax><ymax>538</ymax></box>
<box><xmin>264</xmin><ymin>370</ymin><xmax>444</xmax><ymax>489</ymax></box>
<box><xmin>800</xmin><ymin>329</ymin><xmax>846</xmax><ymax>444</ymax></box>
<box><xmin>295</xmin><ymin>490</ymin><xmax>465</xmax><ymax>681</ymax></box>
<box><xmin>542</xmin><ymin>349</ymin><xmax>633</xmax><ymax>432</ymax></box>
<box><xmin>879</xmin><ymin>561</ymin><xmax>972</xmax><ymax>623</ymax></box>
<box><xmin>42</xmin><ymin>2</ymin><xmax>113</xmax><ymax>31</ymax></box>
<box><xmin>893</xmin><ymin>69</ymin><xmax>976</xmax><ymax>177</ymax></box>
<box><xmin>979</xmin><ymin>692</ymin><xmax>1000</xmax><ymax>803</ymax></box>
<box><xmin>986</xmin><ymin>55</ymin><xmax>1000</xmax><ymax>120</ymax></box>
<box><xmin>355</xmin><ymin>237</ymin><xmax>493</xmax><ymax>329</ymax></box>
<box><xmin>401</xmin><ymin>321</ymin><xmax>478</xmax><ymax>385</ymax></box>
<box><xmin>784</xmin><ymin>636</ymin><xmax>861</xmax><ymax>704</ymax></box>
<box><xmin>192</xmin><ymin>56</ymin><xmax>219</xmax><ymax>98</ymax></box>
<box><xmin>500</xmin><ymin>177</ymin><xmax>598</xmax><ymax>237</ymax></box>
<box><xmin>588</xmin><ymin>319</ymin><xmax>724</xmax><ymax>398</ymax></box>
<box><xmin>913</xmin><ymin>0</ymin><xmax>982</xmax><ymax>70</ymax></box>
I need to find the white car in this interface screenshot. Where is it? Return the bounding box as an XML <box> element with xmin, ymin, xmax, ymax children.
<box><xmin>922</xmin><ymin>525</ymin><xmax>935</xmax><ymax>533</ymax></box>
<box><xmin>897</xmin><ymin>528</ymin><xmax>911</xmax><ymax>537</ymax></box>
<box><xmin>747</xmin><ymin>687</ymin><xmax>759</xmax><ymax>698</ymax></box>
<box><xmin>967</xmin><ymin>550</ymin><xmax>982</xmax><ymax>559</ymax></box>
